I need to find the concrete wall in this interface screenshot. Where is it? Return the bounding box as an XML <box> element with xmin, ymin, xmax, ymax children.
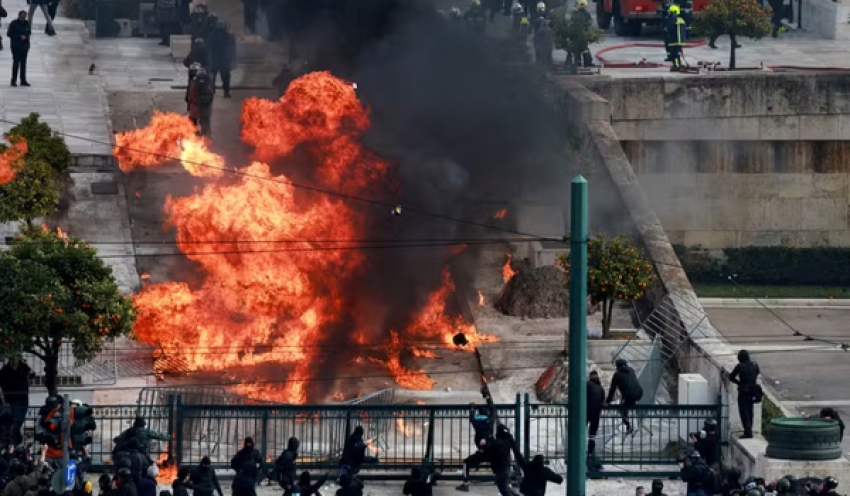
<box><xmin>800</xmin><ymin>0</ymin><xmax>850</xmax><ymax>40</ymax></box>
<box><xmin>581</xmin><ymin>74</ymin><xmax>850</xmax><ymax>249</ymax></box>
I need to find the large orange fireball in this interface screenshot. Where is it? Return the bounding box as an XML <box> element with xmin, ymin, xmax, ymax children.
<box><xmin>119</xmin><ymin>72</ymin><xmax>495</xmax><ymax>402</ymax></box>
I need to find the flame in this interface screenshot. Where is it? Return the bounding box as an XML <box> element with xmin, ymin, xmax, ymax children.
<box><xmin>123</xmin><ymin>71</ymin><xmax>493</xmax><ymax>401</ymax></box>
<box><xmin>155</xmin><ymin>453</ymin><xmax>177</xmax><ymax>484</ymax></box>
<box><xmin>0</xmin><ymin>137</ymin><xmax>27</xmax><ymax>185</ymax></box>
<box><xmin>140</xmin><ymin>272</ymin><xmax>151</xmax><ymax>280</ymax></box>
<box><xmin>412</xmin><ymin>348</ymin><xmax>439</xmax><ymax>359</ymax></box>
<box><xmin>332</xmin><ymin>392</ymin><xmax>345</xmax><ymax>402</ymax></box>
<box><xmin>135</xmin><ymin>191</ymin><xmax>141</xmax><ymax>199</ymax></box>
<box><xmin>492</xmin><ymin>208</ymin><xmax>508</xmax><ymax>220</ymax></box>
<box><xmin>502</xmin><ymin>254</ymin><xmax>517</xmax><ymax>283</ymax></box>
<box><xmin>396</xmin><ymin>416</ymin><xmax>425</xmax><ymax>437</ymax></box>
<box><xmin>478</xmin><ymin>290</ymin><xmax>485</xmax><ymax>307</ymax></box>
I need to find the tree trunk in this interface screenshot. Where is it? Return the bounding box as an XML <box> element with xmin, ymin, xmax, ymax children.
<box><xmin>44</xmin><ymin>354</ymin><xmax>59</xmax><ymax>396</ymax></box>
<box><xmin>729</xmin><ymin>34</ymin><xmax>737</xmax><ymax>70</ymax></box>
<box><xmin>602</xmin><ymin>298</ymin><xmax>615</xmax><ymax>338</ymax></box>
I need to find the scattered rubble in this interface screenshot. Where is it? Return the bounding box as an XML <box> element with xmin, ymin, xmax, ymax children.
<box><xmin>495</xmin><ymin>265</ymin><xmax>569</xmax><ymax>318</ymax></box>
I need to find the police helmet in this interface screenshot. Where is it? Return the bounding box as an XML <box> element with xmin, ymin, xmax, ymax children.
<box><xmin>471</xmin><ymin>0</ymin><xmax>481</xmax><ymax>5</ymax></box>
<box><xmin>70</xmin><ymin>398</ymin><xmax>84</xmax><ymax>406</ymax></box>
<box><xmin>703</xmin><ymin>419</ymin><xmax>717</xmax><ymax>431</ymax></box>
<box><xmin>824</xmin><ymin>476</ymin><xmax>838</xmax><ymax>489</ymax></box>
<box><xmin>744</xmin><ymin>481</ymin><xmax>758</xmax><ymax>491</ymax></box>
<box><xmin>193</xmin><ymin>37</ymin><xmax>205</xmax><ymax>46</ymax></box>
<box><xmin>668</xmin><ymin>4</ymin><xmax>680</xmax><ymax>14</ymax></box>
<box><xmin>117</xmin><ymin>468</ymin><xmax>133</xmax><ymax>480</ymax></box>
<box><xmin>776</xmin><ymin>478</ymin><xmax>791</xmax><ymax>491</ymax></box>
<box><xmin>688</xmin><ymin>449</ymin><xmax>700</xmax><ymax>460</ymax></box>
<box><xmin>536</xmin><ymin>1</ymin><xmax>546</xmax><ymax>11</ymax></box>
<box><xmin>450</xmin><ymin>6</ymin><xmax>462</xmax><ymax>16</ymax></box>
<box><xmin>511</xmin><ymin>2</ymin><xmax>523</xmax><ymax>12</ymax></box>
<box><xmin>577</xmin><ymin>0</ymin><xmax>588</xmax><ymax>7</ymax></box>
<box><xmin>44</xmin><ymin>396</ymin><xmax>60</xmax><ymax>409</ymax></box>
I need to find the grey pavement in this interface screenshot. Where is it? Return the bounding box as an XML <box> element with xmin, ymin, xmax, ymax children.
<box><xmin>706</xmin><ymin>307</ymin><xmax>850</xmax><ymax>455</ymax></box>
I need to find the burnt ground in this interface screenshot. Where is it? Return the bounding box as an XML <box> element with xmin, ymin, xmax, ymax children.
<box><xmin>109</xmin><ymin>89</ymin><xmax>482</xmax><ymax>400</ymax></box>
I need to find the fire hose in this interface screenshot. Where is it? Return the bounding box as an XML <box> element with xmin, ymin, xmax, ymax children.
<box><xmin>592</xmin><ymin>40</ymin><xmax>850</xmax><ymax>72</ymax></box>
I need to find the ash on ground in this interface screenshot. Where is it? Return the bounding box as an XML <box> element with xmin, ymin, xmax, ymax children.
<box><xmin>496</xmin><ymin>265</ymin><xmax>569</xmax><ymax>318</ymax></box>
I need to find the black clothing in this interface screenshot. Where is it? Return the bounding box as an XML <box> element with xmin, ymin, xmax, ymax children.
<box><xmin>0</xmin><ymin>363</ymin><xmax>30</xmax><ymax>446</ymax></box>
<box><xmin>730</xmin><ymin>357</ymin><xmax>760</xmax><ymax>437</ymax></box>
<box><xmin>587</xmin><ymin>378</ymin><xmax>605</xmax><ymax>455</ymax></box>
<box><xmin>275</xmin><ymin>438</ymin><xmax>299</xmax><ymax>489</ymax></box>
<box><xmin>819</xmin><ymin>409</ymin><xmax>845</xmax><ymax>441</ymax></box>
<box><xmin>191</xmin><ymin>466</ymin><xmax>223</xmax><ymax>496</ymax></box>
<box><xmin>461</xmin><ymin>450</ymin><xmax>489</xmax><ymax>482</ymax></box>
<box><xmin>230</xmin><ymin>447</ymin><xmax>262</xmax><ymax>473</ymax></box>
<box><xmin>680</xmin><ymin>459</ymin><xmax>710</xmax><ymax>494</ymax></box>
<box><xmin>7</xmin><ymin>18</ymin><xmax>31</xmax><ymax>51</ymax></box>
<box><xmin>693</xmin><ymin>431</ymin><xmax>720</xmax><ymax>466</ymax></box>
<box><xmin>335</xmin><ymin>477</ymin><xmax>363</xmax><ymax>496</ymax></box>
<box><xmin>209</xmin><ymin>28</ymin><xmax>235</xmax><ymax>72</ymax></box>
<box><xmin>171</xmin><ymin>480</ymin><xmax>191</xmax><ymax>496</ymax></box>
<box><xmin>231</xmin><ymin>473</ymin><xmax>256</xmax><ymax>496</ymax></box>
<box><xmin>486</xmin><ymin>436</ymin><xmax>512</xmax><ymax>474</ymax></box>
<box><xmin>210</xmin><ymin>70</ymin><xmax>231</xmax><ymax>97</ymax></box>
<box><xmin>340</xmin><ymin>433</ymin><xmax>366</xmax><ymax>473</ymax></box>
<box><xmin>290</xmin><ymin>474</ymin><xmax>328</xmax><ymax>496</ymax></box>
<box><xmin>512</xmin><ymin>448</ymin><xmax>562</xmax><ymax>496</ymax></box>
<box><xmin>470</xmin><ymin>405</ymin><xmax>495</xmax><ymax>446</ymax></box>
<box><xmin>137</xmin><ymin>477</ymin><xmax>156</xmax><ymax>496</ymax></box>
<box><xmin>403</xmin><ymin>474</ymin><xmax>433</xmax><ymax>496</ymax></box>
<box><xmin>605</xmin><ymin>365</ymin><xmax>642</xmax><ymax>405</ymax></box>
<box><xmin>183</xmin><ymin>48</ymin><xmax>210</xmax><ymax>71</ymax></box>
<box><xmin>114</xmin><ymin>481</ymin><xmax>138</xmax><ymax>496</ymax></box>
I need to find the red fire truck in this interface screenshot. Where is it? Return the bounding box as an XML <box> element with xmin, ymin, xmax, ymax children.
<box><xmin>594</xmin><ymin>0</ymin><xmax>709</xmax><ymax>36</ymax></box>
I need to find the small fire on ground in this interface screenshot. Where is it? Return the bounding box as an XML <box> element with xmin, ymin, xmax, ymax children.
<box><xmin>155</xmin><ymin>453</ymin><xmax>177</xmax><ymax>484</ymax></box>
<box><xmin>478</xmin><ymin>290</ymin><xmax>485</xmax><ymax>307</ymax></box>
<box><xmin>502</xmin><ymin>254</ymin><xmax>518</xmax><ymax>283</ymax></box>
<box><xmin>492</xmin><ymin>208</ymin><xmax>508</xmax><ymax>220</ymax></box>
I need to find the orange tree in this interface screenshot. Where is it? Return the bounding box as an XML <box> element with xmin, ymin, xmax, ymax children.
<box><xmin>0</xmin><ymin>226</ymin><xmax>136</xmax><ymax>395</ymax></box>
<box><xmin>692</xmin><ymin>0</ymin><xmax>772</xmax><ymax>69</ymax></box>
<box><xmin>557</xmin><ymin>234</ymin><xmax>654</xmax><ymax>338</ymax></box>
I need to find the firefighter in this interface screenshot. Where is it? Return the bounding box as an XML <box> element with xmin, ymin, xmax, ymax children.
<box><xmin>663</xmin><ymin>4</ymin><xmax>686</xmax><ymax>72</ymax></box>
<box><xmin>674</xmin><ymin>0</ymin><xmax>693</xmax><ymax>37</ymax></box>
<box><xmin>188</xmin><ymin>67</ymin><xmax>215</xmax><ymax>137</ymax></box>
<box><xmin>531</xmin><ymin>2</ymin><xmax>548</xmax><ymax>32</ymax></box>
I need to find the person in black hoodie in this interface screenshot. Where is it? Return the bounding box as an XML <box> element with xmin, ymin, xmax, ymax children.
<box><xmin>403</xmin><ymin>467</ymin><xmax>436</xmax><ymax>496</ymax></box>
<box><xmin>339</xmin><ymin>427</ymin><xmax>367</xmax><ymax>475</ymax></box>
<box><xmin>231</xmin><ymin>462</ymin><xmax>257</xmax><ymax>496</ymax></box>
<box><xmin>171</xmin><ymin>467</ymin><xmax>191</xmax><ymax>496</ymax></box>
<box><xmin>335</xmin><ymin>473</ymin><xmax>362</xmax><ymax>496</ymax></box>
<box><xmin>113</xmin><ymin>469</ymin><xmax>138</xmax><ymax>496</ymax></box>
<box><xmin>231</xmin><ymin>438</ymin><xmax>262</xmax><ymax>482</ymax></box>
<box><xmin>510</xmin><ymin>442</ymin><xmax>562</xmax><ymax>496</ymax></box>
<box><xmin>456</xmin><ymin>389</ymin><xmax>496</xmax><ymax>492</ymax></box>
<box><xmin>649</xmin><ymin>479</ymin><xmax>668</xmax><ymax>496</ymax></box>
<box><xmin>5</xmin><ymin>12</ymin><xmax>30</xmax><ymax>86</ymax></box>
<box><xmin>137</xmin><ymin>465</ymin><xmax>158</xmax><ymax>496</ymax></box>
<box><xmin>815</xmin><ymin>408</ymin><xmax>845</xmax><ymax>442</ymax></box>
<box><xmin>290</xmin><ymin>471</ymin><xmax>328</xmax><ymax>496</ymax></box>
<box><xmin>729</xmin><ymin>349</ymin><xmax>761</xmax><ymax>439</ymax></box>
<box><xmin>604</xmin><ymin>359</ymin><xmax>643</xmax><ymax>435</ymax></box>
<box><xmin>487</xmin><ymin>424</ymin><xmax>518</xmax><ymax>496</ymax></box>
<box><xmin>587</xmin><ymin>370</ymin><xmax>605</xmax><ymax>469</ymax></box>
<box><xmin>191</xmin><ymin>456</ymin><xmax>222</xmax><ymax>496</ymax></box>
<box><xmin>275</xmin><ymin>437</ymin><xmax>299</xmax><ymax>490</ymax></box>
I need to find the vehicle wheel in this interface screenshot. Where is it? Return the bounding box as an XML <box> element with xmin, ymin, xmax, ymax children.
<box><xmin>596</xmin><ymin>1</ymin><xmax>612</xmax><ymax>29</ymax></box>
<box><xmin>613</xmin><ymin>7</ymin><xmax>627</xmax><ymax>35</ymax></box>
<box><xmin>628</xmin><ymin>20</ymin><xmax>642</xmax><ymax>36</ymax></box>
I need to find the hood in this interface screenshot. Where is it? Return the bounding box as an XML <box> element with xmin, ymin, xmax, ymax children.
<box><xmin>353</xmin><ymin>426</ymin><xmax>364</xmax><ymax>438</ymax></box>
<box><xmin>133</xmin><ymin>416</ymin><xmax>146</xmax><ymax>429</ymax></box>
<box><xmin>287</xmin><ymin>437</ymin><xmax>300</xmax><ymax>452</ymax></box>
<box><xmin>243</xmin><ymin>437</ymin><xmax>255</xmax><ymax>450</ymax></box>
<box><xmin>614</xmin><ymin>358</ymin><xmax>627</xmax><ymax>370</ymax></box>
<box><xmin>531</xmin><ymin>455</ymin><xmax>544</xmax><ymax>469</ymax></box>
<box><xmin>737</xmin><ymin>350</ymin><xmax>750</xmax><ymax>363</ymax></box>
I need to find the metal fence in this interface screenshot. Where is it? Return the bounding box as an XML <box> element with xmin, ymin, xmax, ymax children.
<box><xmin>525</xmin><ymin>396</ymin><xmax>724</xmax><ymax>478</ymax></box>
<box><xmin>21</xmin><ymin>395</ymin><xmax>721</xmax><ymax>478</ymax></box>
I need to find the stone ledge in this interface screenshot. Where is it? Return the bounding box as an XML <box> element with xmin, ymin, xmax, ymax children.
<box><xmin>70</xmin><ymin>154</ymin><xmax>118</xmax><ymax>170</ymax></box>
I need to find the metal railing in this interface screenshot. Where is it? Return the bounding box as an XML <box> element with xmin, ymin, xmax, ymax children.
<box><xmin>19</xmin><ymin>394</ymin><xmax>722</xmax><ymax>478</ymax></box>
<box><xmin>525</xmin><ymin>395</ymin><xmax>724</xmax><ymax>477</ymax></box>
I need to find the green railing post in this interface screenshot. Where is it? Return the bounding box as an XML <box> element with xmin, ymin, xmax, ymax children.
<box><xmin>424</xmin><ymin>407</ymin><xmax>436</xmax><ymax>462</ymax></box>
<box><xmin>166</xmin><ymin>393</ymin><xmax>176</xmax><ymax>464</ymax></box>
<box><xmin>174</xmin><ymin>395</ymin><xmax>184</xmax><ymax>467</ymax></box>
<box><xmin>567</xmin><ymin>175</ymin><xmax>588</xmax><ymax>496</ymax></box>
<box><xmin>261</xmin><ymin>411</ymin><xmax>269</xmax><ymax>463</ymax></box>
<box><xmin>523</xmin><ymin>393</ymin><xmax>531</xmax><ymax>461</ymax></box>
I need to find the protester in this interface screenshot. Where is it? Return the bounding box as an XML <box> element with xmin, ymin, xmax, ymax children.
<box><xmin>274</xmin><ymin>437</ymin><xmax>300</xmax><ymax>491</ymax></box>
<box><xmin>510</xmin><ymin>444</ymin><xmax>562</xmax><ymax>496</ymax></box>
<box><xmin>137</xmin><ymin>465</ymin><xmax>158</xmax><ymax>496</ymax></box>
<box><xmin>289</xmin><ymin>471</ymin><xmax>328</xmax><ymax>496</ymax></box>
<box><xmin>191</xmin><ymin>456</ymin><xmax>223</xmax><ymax>496</ymax></box>
<box><xmin>155</xmin><ymin>0</ymin><xmax>180</xmax><ymax>46</ymax></box>
<box><xmin>231</xmin><ymin>462</ymin><xmax>257</xmax><ymax>496</ymax></box>
<box><xmin>403</xmin><ymin>467</ymin><xmax>435</xmax><ymax>496</ymax></box>
<box><xmin>340</xmin><ymin>427</ymin><xmax>367</xmax><ymax>475</ymax></box>
<box><xmin>98</xmin><ymin>474</ymin><xmax>114</xmax><ymax>496</ymax></box>
<box><xmin>0</xmin><ymin>359</ymin><xmax>32</xmax><ymax>445</ymax></box>
<box><xmin>171</xmin><ymin>467</ymin><xmax>191</xmax><ymax>496</ymax></box>
<box><xmin>649</xmin><ymin>480</ymin><xmax>668</xmax><ymax>496</ymax></box>
<box><xmin>586</xmin><ymin>370</ymin><xmax>605</xmax><ymax>471</ymax></box>
<box><xmin>112</xmin><ymin>469</ymin><xmax>138</xmax><ymax>496</ymax></box>
<box><xmin>335</xmin><ymin>473</ymin><xmax>362</xmax><ymax>496</ymax></box>
<box><xmin>604</xmin><ymin>358</ymin><xmax>644</xmax><ymax>435</ymax></box>
<box><xmin>730</xmin><ymin>349</ymin><xmax>761</xmax><ymax>439</ymax></box>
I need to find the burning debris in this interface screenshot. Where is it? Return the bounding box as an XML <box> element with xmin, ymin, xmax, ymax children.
<box><xmin>492</xmin><ymin>208</ymin><xmax>508</xmax><ymax>220</ymax></box>
<box><xmin>496</xmin><ymin>265</ymin><xmax>570</xmax><ymax>319</ymax></box>
<box><xmin>478</xmin><ymin>290</ymin><xmax>485</xmax><ymax>307</ymax></box>
<box><xmin>502</xmin><ymin>254</ymin><xmax>518</xmax><ymax>283</ymax></box>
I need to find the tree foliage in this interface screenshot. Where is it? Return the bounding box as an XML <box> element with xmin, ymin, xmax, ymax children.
<box><xmin>692</xmin><ymin>0</ymin><xmax>772</xmax><ymax>69</ymax></box>
<box><xmin>0</xmin><ymin>226</ymin><xmax>136</xmax><ymax>395</ymax></box>
<box><xmin>0</xmin><ymin>114</ymin><xmax>69</xmax><ymax>225</ymax></box>
<box><xmin>557</xmin><ymin>234</ymin><xmax>655</xmax><ymax>337</ymax></box>
<box><xmin>7</xmin><ymin>113</ymin><xmax>71</xmax><ymax>174</ymax></box>
<box><xmin>551</xmin><ymin>8</ymin><xmax>605</xmax><ymax>59</ymax></box>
